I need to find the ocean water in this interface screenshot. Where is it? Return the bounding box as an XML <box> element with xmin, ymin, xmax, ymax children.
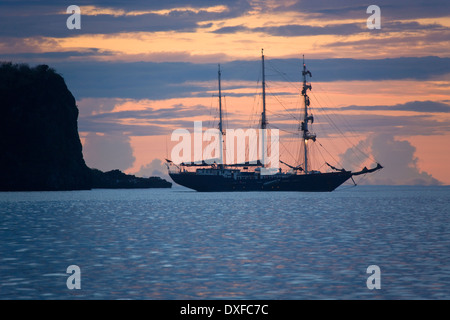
<box><xmin>0</xmin><ymin>185</ymin><xmax>449</xmax><ymax>300</ymax></box>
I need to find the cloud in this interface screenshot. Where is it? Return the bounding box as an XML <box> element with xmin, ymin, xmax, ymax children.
<box><xmin>282</xmin><ymin>98</ymin><xmax>450</xmax><ymax>138</ymax></box>
<box><xmin>212</xmin><ymin>25</ymin><xmax>248</xmax><ymax>34</ymax></box>
<box><xmin>277</xmin><ymin>0</ymin><xmax>450</xmax><ymax>20</ymax></box>
<box><xmin>340</xmin><ymin>133</ymin><xmax>442</xmax><ymax>185</ymax></box>
<box><xmin>133</xmin><ymin>158</ymin><xmax>171</xmax><ymax>181</ymax></box>
<box><xmin>82</xmin><ymin>132</ymin><xmax>136</xmax><ymax>171</ymax></box>
<box><xmin>3</xmin><ymin>0</ymin><xmax>446</xmax><ymax>23</ymax></box>
<box><xmin>2</xmin><ymin>56</ymin><xmax>449</xmax><ymax>102</ymax></box>
<box><xmin>77</xmin><ymin>102</ymin><xmax>216</xmax><ymax>136</ymax></box>
<box><xmin>0</xmin><ymin>12</ymin><xmax>201</xmax><ymax>37</ymax></box>
<box><xmin>79</xmin><ymin>118</ymin><xmax>168</xmax><ymax>136</ymax></box>
<box><xmin>315</xmin><ymin>113</ymin><xmax>450</xmax><ymax>137</ymax></box>
<box><xmin>301</xmin><ymin>57</ymin><xmax>450</xmax><ymax>82</ymax></box>
<box><xmin>0</xmin><ymin>48</ymin><xmax>116</xmax><ymax>62</ymax></box>
<box><xmin>13</xmin><ymin>56</ymin><xmax>444</xmax><ymax>101</ymax></box>
<box><xmin>0</xmin><ymin>49</ymin><xmax>234</xmax><ymax>64</ymax></box>
<box><xmin>85</xmin><ymin>103</ymin><xmax>213</xmax><ymax>120</ymax></box>
<box><xmin>77</xmin><ymin>97</ymin><xmax>127</xmax><ymax>117</ymax></box>
<box><xmin>323</xmin><ymin>29</ymin><xmax>450</xmax><ymax>57</ymax></box>
<box><xmin>213</xmin><ymin>23</ymin><xmax>363</xmax><ymax>36</ymax></box>
<box><xmin>0</xmin><ymin>1</ymin><xmax>250</xmax><ymax>37</ymax></box>
<box><xmin>213</xmin><ymin>21</ymin><xmax>447</xmax><ymax>37</ymax></box>
<box><xmin>48</xmin><ymin>61</ymin><xmax>221</xmax><ymax>99</ymax></box>
<box><xmin>326</xmin><ymin>100</ymin><xmax>450</xmax><ymax>113</ymax></box>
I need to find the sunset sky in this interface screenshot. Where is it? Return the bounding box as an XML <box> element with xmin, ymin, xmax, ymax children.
<box><xmin>1</xmin><ymin>0</ymin><xmax>449</xmax><ymax>185</ymax></box>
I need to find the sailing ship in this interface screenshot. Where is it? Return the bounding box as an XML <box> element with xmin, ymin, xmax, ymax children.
<box><xmin>166</xmin><ymin>50</ymin><xmax>382</xmax><ymax>191</ymax></box>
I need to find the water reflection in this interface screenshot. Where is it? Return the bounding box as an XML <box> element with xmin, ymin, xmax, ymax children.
<box><xmin>0</xmin><ymin>186</ymin><xmax>449</xmax><ymax>299</ymax></box>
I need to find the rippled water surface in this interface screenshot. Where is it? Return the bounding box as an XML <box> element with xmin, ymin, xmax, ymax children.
<box><xmin>1</xmin><ymin>186</ymin><xmax>449</xmax><ymax>299</ymax></box>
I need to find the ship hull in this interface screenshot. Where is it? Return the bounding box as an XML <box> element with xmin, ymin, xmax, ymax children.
<box><xmin>169</xmin><ymin>171</ymin><xmax>353</xmax><ymax>192</ymax></box>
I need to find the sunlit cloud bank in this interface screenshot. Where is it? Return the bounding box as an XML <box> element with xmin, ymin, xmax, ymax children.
<box><xmin>340</xmin><ymin>134</ymin><xmax>442</xmax><ymax>186</ymax></box>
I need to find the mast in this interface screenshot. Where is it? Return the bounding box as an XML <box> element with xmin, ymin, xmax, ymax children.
<box><xmin>261</xmin><ymin>49</ymin><xmax>267</xmax><ymax>168</ymax></box>
<box><xmin>218</xmin><ymin>64</ymin><xmax>224</xmax><ymax>168</ymax></box>
<box><xmin>301</xmin><ymin>55</ymin><xmax>315</xmax><ymax>173</ymax></box>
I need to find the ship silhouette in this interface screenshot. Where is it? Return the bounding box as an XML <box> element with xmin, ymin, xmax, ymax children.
<box><xmin>166</xmin><ymin>50</ymin><xmax>382</xmax><ymax>192</ymax></box>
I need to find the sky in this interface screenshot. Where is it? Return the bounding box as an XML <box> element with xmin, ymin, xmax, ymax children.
<box><xmin>1</xmin><ymin>0</ymin><xmax>449</xmax><ymax>185</ymax></box>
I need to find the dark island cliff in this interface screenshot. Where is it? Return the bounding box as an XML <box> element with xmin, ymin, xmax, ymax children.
<box><xmin>0</xmin><ymin>62</ymin><xmax>171</xmax><ymax>191</ymax></box>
